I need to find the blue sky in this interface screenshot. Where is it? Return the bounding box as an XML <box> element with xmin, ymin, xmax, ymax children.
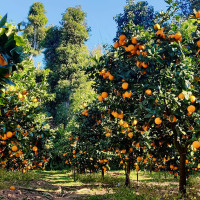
<box><xmin>0</xmin><ymin>0</ymin><xmax>168</xmax><ymax>66</ymax></box>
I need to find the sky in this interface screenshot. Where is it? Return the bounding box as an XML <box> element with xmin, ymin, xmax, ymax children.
<box><xmin>0</xmin><ymin>0</ymin><xmax>168</xmax><ymax>67</ymax></box>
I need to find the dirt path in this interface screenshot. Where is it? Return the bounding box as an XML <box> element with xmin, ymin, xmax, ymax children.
<box><xmin>0</xmin><ymin>171</ymin><xmax>199</xmax><ymax>200</ymax></box>
<box><xmin>0</xmin><ymin>171</ymin><xmax>110</xmax><ymax>200</ymax></box>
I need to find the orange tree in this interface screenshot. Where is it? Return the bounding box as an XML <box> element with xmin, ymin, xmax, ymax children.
<box><xmin>0</xmin><ymin>61</ymin><xmax>54</xmax><ymax>171</ymax></box>
<box><xmin>0</xmin><ymin>16</ymin><xmax>55</xmax><ymax>171</ymax></box>
<box><xmin>86</xmin><ymin>1</ymin><xmax>200</xmax><ymax>194</ymax></box>
<box><xmin>63</xmin><ymin>102</ymin><xmax>112</xmax><ymax>178</ymax></box>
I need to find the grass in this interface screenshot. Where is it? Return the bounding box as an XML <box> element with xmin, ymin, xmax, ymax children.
<box><xmin>0</xmin><ymin>169</ymin><xmax>199</xmax><ymax>199</ymax></box>
<box><xmin>0</xmin><ymin>168</ymin><xmax>40</xmax><ymax>189</ymax></box>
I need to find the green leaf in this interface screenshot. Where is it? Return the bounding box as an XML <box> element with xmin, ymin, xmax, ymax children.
<box><xmin>14</xmin><ymin>35</ymin><xmax>25</xmax><ymax>46</ymax></box>
<box><xmin>144</xmin><ymin>113</ymin><xmax>153</xmax><ymax>118</ymax></box>
<box><xmin>0</xmin><ymin>14</ymin><xmax>7</xmax><ymax>28</ymax></box>
<box><xmin>1</xmin><ymin>77</ymin><xmax>15</xmax><ymax>85</ymax></box>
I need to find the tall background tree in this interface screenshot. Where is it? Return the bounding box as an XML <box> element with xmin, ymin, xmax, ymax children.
<box><xmin>175</xmin><ymin>0</ymin><xmax>200</xmax><ymax>17</ymax></box>
<box><xmin>24</xmin><ymin>2</ymin><xmax>48</xmax><ymax>56</ymax></box>
<box><xmin>114</xmin><ymin>1</ymin><xmax>155</xmax><ymax>40</ymax></box>
<box><xmin>43</xmin><ymin>6</ymin><xmax>93</xmax><ymax>128</ymax></box>
<box><xmin>190</xmin><ymin>0</ymin><xmax>200</xmax><ymax>11</ymax></box>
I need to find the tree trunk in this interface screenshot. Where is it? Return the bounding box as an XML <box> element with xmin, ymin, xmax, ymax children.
<box><xmin>149</xmin><ymin>160</ymin><xmax>153</xmax><ymax>174</ymax></box>
<box><xmin>33</xmin><ymin>26</ymin><xmax>37</xmax><ymax>51</ymax></box>
<box><xmin>73</xmin><ymin>166</ymin><xmax>76</xmax><ymax>182</ymax></box>
<box><xmin>172</xmin><ymin>125</ymin><xmax>188</xmax><ymax>196</ymax></box>
<box><xmin>137</xmin><ymin>171</ymin><xmax>139</xmax><ymax>182</ymax></box>
<box><xmin>179</xmin><ymin>153</ymin><xmax>186</xmax><ymax>195</ymax></box>
<box><xmin>125</xmin><ymin>160</ymin><xmax>131</xmax><ymax>187</ymax></box>
<box><xmin>101</xmin><ymin>167</ymin><xmax>104</xmax><ymax>180</ymax></box>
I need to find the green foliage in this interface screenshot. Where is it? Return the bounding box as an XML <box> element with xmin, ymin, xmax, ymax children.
<box><xmin>0</xmin><ymin>168</ymin><xmax>40</xmax><ymax>181</ymax></box>
<box><xmin>0</xmin><ymin>15</ymin><xmax>24</xmax><ymax>90</ymax></box>
<box><xmin>191</xmin><ymin>0</ymin><xmax>200</xmax><ymax>11</ymax></box>
<box><xmin>44</xmin><ymin>6</ymin><xmax>93</xmax><ymax>128</ymax></box>
<box><xmin>0</xmin><ymin>58</ymin><xmax>55</xmax><ymax>170</ymax></box>
<box><xmin>0</xmin><ymin>18</ymin><xmax>55</xmax><ymax>171</ymax></box>
<box><xmin>114</xmin><ymin>1</ymin><xmax>155</xmax><ymax>40</ymax></box>
<box><xmin>24</xmin><ymin>2</ymin><xmax>48</xmax><ymax>55</ymax></box>
<box><xmin>60</xmin><ymin>6</ymin><xmax>89</xmax><ymax>45</ymax></box>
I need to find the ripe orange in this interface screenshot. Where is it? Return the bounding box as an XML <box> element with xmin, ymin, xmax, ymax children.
<box><xmin>99</xmin><ymin>160</ymin><xmax>104</xmax><ymax>164</ymax></box>
<box><xmin>123</xmin><ymin>122</ymin><xmax>129</xmax><ymax>128</ymax></box>
<box><xmin>139</xmin><ymin>45</ymin><xmax>145</xmax><ymax>50</ymax></box>
<box><xmin>170</xmin><ymin>165</ymin><xmax>174</xmax><ymax>169</ymax></box>
<box><xmin>131</xmin><ymin>37</ymin><xmax>137</xmax><ymax>44</ymax></box>
<box><xmin>187</xmin><ymin>105</ymin><xmax>195</xmax><ymax>113</ymax></box>
<box><xmin>9</xmin><ymin>85</ymin><xmax>15</xmax><ymax>91</ymax></box>
<box><xmin>155</xmin><ymin>117</ymin><xmax>162</xmax><ymax>125</ymax></box>
<box><xmin>124</xmin><ymin>91</ymin><xmax>132</xmax><ymax>98</ymax></box>
<box><xmin>82</xmin><ymin>103</ymin><xmax>87</xmax><ymax>107</ymax></box>
<box><xmin>109</xmin><ymin>74</ymin><xmax>114</xmax><ymax>80</ymax></box>
<box><xmin>98</xmin><ymin>96</ymin><xmax>103</xmax><ymax>101</ymax></box>
<box><xmin>9</xmin><ymin>186</ymin><xmax>15</xmax><ymax>190</ymax></box>
<box><xmin>18</xmin><ymin>93</ymin><xmax>23</xmax><ymax>99</ymax></box>
<box><xmin>137</xmin><ymin>156</ymin><xmax>143</xmax><ymax>162</ymax></box>
<box><xmin>143</xmin><ymin>52</ymin><xmax>147</xmax><ymax>57</ymax></box>
<box><xmin>127</xmin><ymin>44</ymin><xmax>135</xmax><ymax>51</ymax></box>
<box><xmin>136</xmin><ymin>50</ymin><xmax>141</xmax><ymax>55</ymax></box>
<box><xmin>154</xmin><ymin>24</ymin><xmax>160</xmax><ymax>30</ymax></box>
<box><xmin>119</xmin><ymin>40</ymin><xmax>126</xmax><ymax>45</ymax></box>
<box><xmin>105</xmin><ymin>132</ymin><xmax>111</xmax><ymax>137</ymax></box>
<box><xmin>197</xmin><ymin>40</ymin><xmax>200</xmax><ymax>48</ymax></box>
<box><xmin>101</xmin><ymin>92</ymin><xmax>108</xmax><ymax>98</ymax></box>
<box><xmin>190</xmin><ymin>95</ymin><xmax>196</xmax><ymax>103</ymax></box>
<box><xmin>192</xmin><ymin>141</ymin><xmax>200</xmax><ymax>149</ymax></box>
<box><xmin>178</xmin><ymin>93</ymin><xmax>184</xmax><ymax>100</ymax></box>
<box><xmin>128</xmin><ymin>132</ymin><xmax>133</xmax><ymax>138</ymax></box>
<box><xmin>12</xmin><ymin>146</ymin><xmax>18</xmax><ymax>152</ymax></box>
<box><xmin>121</xmin><ymin>149</ymin><xmax>126</xmax><ymax>154</ymax></box>
<box><xmin>6</xmin><ymin>131</ymin><xmax>13</xmax><ymax>138</ymax></box>
<box><xmin>136</xmin><ymin>165</ymin><xmax>140</xmax><ymax>171</ymax></box>
<box><xmin>119</xmin><ymin>34</ymin><xmax>126</xmax><ymax>41</ymax></box>
<box><xmin>156</xmin><ymin>30</ymin><xmax>163</xmax><ymax>37</ymax></box>
<box><xmin>136</xmin><ymin>61</ymin><xmax>141</xmax><ymax>68</ymax></box>
<box><xmin>32</xmin><ymin>146</ymin><xmax>38</xmax><ymax>152</ymax></box>
<box><xmin>174</xmin><ymin>32</ymin><xmax>182</xmax><ymax>40</ymax></box>
<box><xmin>142</xmin><ymin>62</ymin><xmax>148</xmax><ymax>68</ymax></box>
<box><xmin>22</xmin><ymin>90</ymin><xmax>27</xmax><ymax>95</ymax></box>
<box><xmin>0</xmin><ymin>54</ymin><xmax>8</xmax><ymax>66</ymax></box>
<box><xmin>122</xmin><ymin>82</ymin><xmax>128</xmax><ymax>90</ymax></box>
<box><xmin>100</xmin><ymin>69</ymin><xmax>105</xmax><ymax>76</ymax></box>
<box><xmin>32</xmin><ymin>98</ymin><xmax>38</xmax><ymax>103</ymax></box>
<box><xmin>196</xmin><ymin>11</ymin><xmax>200</xmax><ymax>18</ymax></box>
<box><xmin>145</xmin><ymin>89</ymin><xmax>152</xmax><ymax>96</ymax></box>
<box><xmin>119</xmin><ymin>120</ymin><xmax>125</xmax><ymax>126</ymax></box>
<box><xmin>114</xmin><ymin>42</ymin><xmax>119</xmax><ymax>48</ymax></box>
<box><xmin>118</xmin><ymin>112</ymin><xmax>124</xmax><ymax>119</ymax></box>
<box><xmin>132</xmin><ymin>120</ymin><xmax>138</xmax><ymax>126</ymax></box>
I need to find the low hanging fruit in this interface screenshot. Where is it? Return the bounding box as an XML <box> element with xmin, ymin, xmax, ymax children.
<box><xmin>192</xmin><ymin>141</ymin><xmax>200</xmax><ymax>149</ymax></box>
<box><xmin>155</xmin><ymin>117</ymin><xmax>162</xmax><ymax>125</ymax></box>
<box><xmin>12</xmin><ymin>146</ymin><xmax>18</xmax><ymax>152</ymax></box>
<box><xmin>187</xmin><ymin>105</ymin><xmax>195</xmax><ymax>113</ymax></box>
<box><xmin>122</xmin><ymin>82</ymin><xmax>129</xmax><ymax>90</ymax></box>
<box><xmin>145</xmin><ymin>89</ymin><xmax>152</xmax><ymax>96</ymax></box>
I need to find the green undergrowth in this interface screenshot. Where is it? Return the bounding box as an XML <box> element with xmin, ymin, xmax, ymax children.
<box><xmin>0</xmin><ymin>168</ymin><xmax>41</xmax><ymax>189</ymax></box>
<box><xmin>0</xmin><ymin>169</ymin><xmax>199</xmax><ymax>200</ymax></box>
